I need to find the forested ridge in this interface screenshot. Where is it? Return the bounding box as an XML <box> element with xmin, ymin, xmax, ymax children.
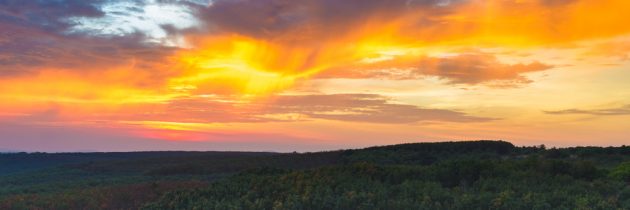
<box><xmin>2</xmin><ymin>140</ymin><xmax>630</xmax><ymax>209</ymax></box>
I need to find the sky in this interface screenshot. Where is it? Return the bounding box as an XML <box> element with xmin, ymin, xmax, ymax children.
<box><xmin>0</xmin><ymin>0</ymin><xmax>629</xmax><ymax>152</ymax></box>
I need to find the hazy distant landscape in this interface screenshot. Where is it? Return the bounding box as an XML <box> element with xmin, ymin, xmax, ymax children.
<box><xmin>1</xmin><ymin>141</ymin><xmax>629</xmax><ymax>209</ymax></box>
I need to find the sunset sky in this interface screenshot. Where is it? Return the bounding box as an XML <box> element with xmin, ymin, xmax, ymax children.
<box><xmin>1</xmin><ymin>0</ymin><xmax>629</xmax><ymax>152</ymax></box>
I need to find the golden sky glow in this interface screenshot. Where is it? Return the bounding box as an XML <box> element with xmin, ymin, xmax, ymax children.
<box><xmin>0</xmin><ymin>0</ymin><xmax>629</xmax><ymax>152</ymax></box>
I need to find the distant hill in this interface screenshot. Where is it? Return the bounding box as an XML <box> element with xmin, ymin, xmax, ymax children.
<box><xmin>0</xmin><ymin>151</ymin><xmax>276</xmax><ymax>175</ymax></box>
<box><xmin>0</xmin><ymin>149</ymin><xmax>21</xmax><ymax>154</ymax></box>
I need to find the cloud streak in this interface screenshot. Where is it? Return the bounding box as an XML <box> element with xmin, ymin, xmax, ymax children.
<box><xmin>141</xmin><ymin>94</ymin><xmax>494</xmax><ymax>124</ymax></box>
<box><xmin>266</xmin><ymin>94</ymin><xmax>493</xmax><ymax>123</ymax></box>
<box><xmin>545</xmin><ymin>105</ymin><xmax>630</xmax><ymax>116</ymax></box>
<box><xmin>319</xmin><ymin>52</ymin><xmax>553</xmax><ymax>85</ymax></box>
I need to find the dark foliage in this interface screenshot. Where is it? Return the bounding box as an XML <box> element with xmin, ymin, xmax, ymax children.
<box><xmin>2</xmin><ymin>141</ymin><xmax>630</xmax><ymax>209</ymax></box>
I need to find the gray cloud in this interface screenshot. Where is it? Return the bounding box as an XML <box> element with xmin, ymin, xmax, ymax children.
<box><xmin>0</xmin><ymin>1</ymin><xmax>179</xmax><ymax>78</ymax></box>
<box><xmin>540</xmin><ymin>0</ymin><xmax>577</xmax><ymax>7</ymax></box>
<box><xmin>196</xmin><ymin>0</ymin><xmax>461</xmax><ymax>40</ymax></box>
<box><xmin>0</xmin><ymin>0</ymin><xmax>105</xmax><ymax>31</ymax></box>
<box><xmin>0</xmin><ymin>23</ymin><xmax>176</xmax><ymax>77</ymax></box>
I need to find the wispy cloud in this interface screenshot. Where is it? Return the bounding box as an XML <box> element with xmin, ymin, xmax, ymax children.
<box><xmin>545</xmin><ymin>105</ymin><xmax>630</xmax><ymax>116</ymax></box>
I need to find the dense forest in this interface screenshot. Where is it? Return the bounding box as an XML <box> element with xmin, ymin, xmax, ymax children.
<box><xmin>2</xmin><ymin>140</ymin><xmax>630</xmax><ymax>209</ymax></box>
